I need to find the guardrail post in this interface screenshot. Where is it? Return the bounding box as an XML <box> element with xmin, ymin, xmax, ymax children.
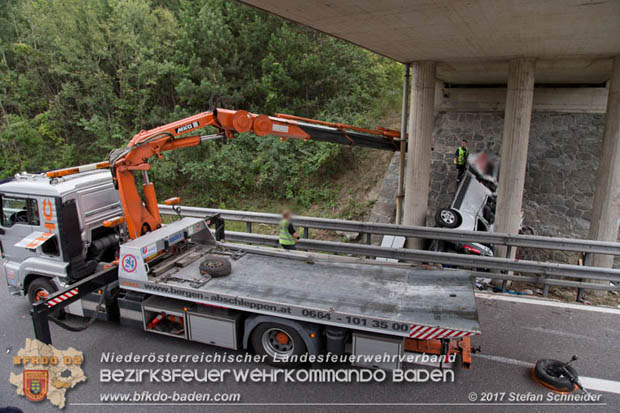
<box><xmin>246</xmin><ymin>222</ymin><xmax>252</xmax><ymax>233</ymax></box>
<box><xmin>542</xmin><ymin>282</ymin><xmax>549</xmax><ymax>297</ymax></box>
<box><xmin>303</xmin><ymin>227</ymin><xmax>309</xmax><ymax>239</ymax></box>
<box><xmin>576</xmin><ymin>288</ymin><xmax>585</xmax><ymax>302</ymax></box>
<box><xmin>365</xmin><ymin>233</ymin><xmax>372</xmax><ymax>259</ymax></box>
<box><xmin>575</xmin><ymin>288</ymin><xmax>585</xmax><ymax>303</ymax></box>
<box><xmin>576</xmin><ymin>253</ymin><xmax>591</xmax><ymax>302</ymax></box>
<box><xmin>501</xmin><ymin>246</ymin><xmax>512</xmax><ymax>293</ymax></box>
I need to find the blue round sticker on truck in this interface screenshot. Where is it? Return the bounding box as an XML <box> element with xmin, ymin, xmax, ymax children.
<box><xmin>121</xmin><ymin>254</ymin><xmax>137</xmax><ymax>272</ymax></box>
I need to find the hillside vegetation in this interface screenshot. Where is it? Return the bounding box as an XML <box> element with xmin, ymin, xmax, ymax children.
<box><xmin>0</xmin><ymin>0</ymin><xmax>401</xmax><ymax>215</ymax></box>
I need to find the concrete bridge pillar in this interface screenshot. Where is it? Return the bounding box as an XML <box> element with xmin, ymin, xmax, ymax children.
<box><xmin>589</xmin><ymin>56</ymin><xmax>620</xmax><ymax>269</ymax></box>
<box><xmin>494</xmin><ymin>58</ymin><xmax>536</xmax><ymax>260</ymax></box>
<box><xmin>404</xmin><ymin>61</ymin><xmax>436</xmax><ymax>249</ymax></box>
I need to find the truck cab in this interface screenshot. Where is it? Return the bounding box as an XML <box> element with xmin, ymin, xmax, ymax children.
<box><xmin>0</xmin><ymin>170</ymin><xmax>122</xmax><ymax>304</ymax></box>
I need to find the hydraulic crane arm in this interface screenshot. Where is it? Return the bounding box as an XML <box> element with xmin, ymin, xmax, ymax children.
<box><xmin>108</xmin><ymin>108</ymin><xmax>324</xmax><ymax>239</ymax></box>
<box><xmin>47</xmin><ymin>108</ymin><xmax>403</xmax><ymax>240</ymax></box>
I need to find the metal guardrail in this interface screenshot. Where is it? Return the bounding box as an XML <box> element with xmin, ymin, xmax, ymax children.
<box><xmin>222</xmin><ymin>231</ymin><xmax>620</xmax><ymax>279</ymax></box>
<box><xmin>159</xmin><ymin>205</ymin><xmax>620</xmax><ymax>255</ymax></box>
<box><xmin>160</xmin><ymin>204</ymin><xmax>620</xmax><ymax>297</ymax></box>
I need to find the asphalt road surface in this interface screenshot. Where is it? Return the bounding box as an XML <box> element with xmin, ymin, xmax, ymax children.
<box><xmin>1</xmin><ymin>279</ymin><xmax>619</xmax><ymax>413</ymax></box>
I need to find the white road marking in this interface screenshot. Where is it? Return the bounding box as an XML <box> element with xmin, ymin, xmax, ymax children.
<box><xmin>472</xmin><ymin>353</ymin><xmax>534</xmax><ymax>368</ymax></box>
<box><xmin>522</xmin><ymin>326</ymin><xmax>595</xmax><ymax>341</ymax></box>
<box><xmin>472</xmin><ymin>353</ymin><xmax>620</xmax><ymax>395</ymax></box>
<box><xmin>475</xmin><ymin>292</ymin><xmax>620</xmax><ymax>315</ymax></box>
<box><xmin>579</xmin><ymin>377</ymin><xmax>620</xmax><ymax>395</ymax></box>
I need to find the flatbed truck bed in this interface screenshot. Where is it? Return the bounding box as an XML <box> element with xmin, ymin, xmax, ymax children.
<box><xmin>123</xmin><ymin>245</ymin><xmax>480</xmax><ymax>339</ymax></box>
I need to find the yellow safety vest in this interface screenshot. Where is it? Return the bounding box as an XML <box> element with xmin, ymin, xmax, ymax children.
<box><xmin>454</xmin><ymin>147</ymin><xmax>469</xmax><ymax>166</ymax></box>
<box><xmin>279</xmin><ymin>219</ymin><xmax>296</xmax><ymax>245</ymax></box>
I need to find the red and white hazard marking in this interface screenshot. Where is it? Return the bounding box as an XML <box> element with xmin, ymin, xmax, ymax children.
<box><xmin>409</xmin><ymin>324</ymin><xmax>477</xmax><ymax>340</ymax></box>
<box><xmin>48</xmin><ymin>288</ymin><xmax>79</xmax><ymax>308</ymax></box>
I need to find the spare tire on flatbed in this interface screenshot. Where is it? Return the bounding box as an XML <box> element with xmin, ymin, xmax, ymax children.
<box><xmin>199</xmin><ymin>255</ymin><xmax>232</xmax><ymax>277</ymax></box>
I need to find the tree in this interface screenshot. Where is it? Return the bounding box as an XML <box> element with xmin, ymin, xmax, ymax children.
<box><xmin>0</xmin><ymin>0</ymin><xmax>400</xmax><ymax>208</ymax></box>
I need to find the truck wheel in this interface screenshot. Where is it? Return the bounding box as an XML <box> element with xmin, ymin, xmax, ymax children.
<box><xmin>251</xmin><ymin>323</ymin><xmax>307</xmax><ymax>367</ymax></box>
<box><xmin>199</xmin><ymin>255</ymin><xmax>232</xmax><ymax>278</ymax></box>
<box><xmin>27</xmin><ymin>277</ymin><xmax>57</xmax><ymax>305</ymax></box>
<box><xmin>435</xmin><ymin>208</ymin><xmax>462</xmax><ymax>228</ymax></box>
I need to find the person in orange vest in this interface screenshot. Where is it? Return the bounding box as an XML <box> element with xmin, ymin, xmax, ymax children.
<box><xmin>454</xmin><ymin>139</ymin><xmax>469</xmax><ymax>185</ymax></box>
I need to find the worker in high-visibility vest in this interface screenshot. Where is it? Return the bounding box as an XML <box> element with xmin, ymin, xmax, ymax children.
<box><xmin>454</xmin><ymin>139</ymin><xmax>469</xmax><ymax>185</ymax></box>
<box><xmin>279</xmin><ymin>210</ymin><xmax>300</xmax><ymax>250</ymax></box>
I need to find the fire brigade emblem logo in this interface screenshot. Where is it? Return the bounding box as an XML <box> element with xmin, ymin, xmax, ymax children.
<box><xmin>122</xmin><ymin>254</ymin><xmax>137</xmax><ymax>272</ymax></box>
<box><xmin>23</xmin><ymin>370</ymin><xmax>48</xmax><ymax>402</ymax></box>
<box><xmin>10</xmin><ymin>339</ymin><xmax>86</xmax><ymax>409</ymax></box>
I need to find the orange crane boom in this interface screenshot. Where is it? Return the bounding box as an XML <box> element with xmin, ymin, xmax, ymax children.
<box><xmin>108</xmin><ymin>108</ymin><xmax>324</xmax><ymax>239</ymax></box>
<box><xmin>48</xmin><ymin>108</ymin><xmax>403</xmax><ymax>240</ymax></box>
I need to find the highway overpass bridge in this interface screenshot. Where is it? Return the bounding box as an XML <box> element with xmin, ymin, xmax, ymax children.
<box><xmin>238</xmin><ymin>0</ymin><xmax>620</xmax><ymax>276</ymax></box>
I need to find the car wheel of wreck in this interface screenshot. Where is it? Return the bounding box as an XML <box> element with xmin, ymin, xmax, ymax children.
<box><xmin>435</xmin><ymin>208</ymin><xmax>462</xmax><ymax>229</ymax></box>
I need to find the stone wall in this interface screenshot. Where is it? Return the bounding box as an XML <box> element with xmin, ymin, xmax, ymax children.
<box><xmin>429</xmin><ymin>111</ymin><xmax>619</xmax><ymax>263</ymax></box>
<box><xmin>367</xmin><ymin>152</ymin><xmax>400</xmax><ymax>245</ymax></box>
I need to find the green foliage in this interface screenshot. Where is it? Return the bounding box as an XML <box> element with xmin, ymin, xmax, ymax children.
<box><xmin>0</xmin><ymin>0</ymin><xmax>400</xmax><ymax>210</ymax></box>
<box><xmin>0</xmin><ymin>112</ymin><xmax>74</xmax><ymax>175</ymax></box>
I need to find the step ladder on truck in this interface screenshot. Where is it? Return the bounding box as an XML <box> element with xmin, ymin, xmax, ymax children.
<box><xmin>0</xmin><ymin>108</ymin><xmax>481</xmax><ymax>370</ymax></box>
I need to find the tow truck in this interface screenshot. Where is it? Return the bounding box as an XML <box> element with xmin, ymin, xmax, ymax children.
<box><xmin>1</xmin><ymin>108</ymin><xmax>480</xmax><ymax>370</ymax></box>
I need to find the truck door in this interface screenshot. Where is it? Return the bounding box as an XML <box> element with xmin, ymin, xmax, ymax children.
<box><xmin>0</xmin><ymin>194</ymin><xmax>41</xmax><ymax>261</ymax></box>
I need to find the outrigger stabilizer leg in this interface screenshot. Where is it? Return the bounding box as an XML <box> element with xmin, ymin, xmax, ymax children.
<box><xmin>30</xmin><ymin>265</ymin><xmax>119</xmax><ymax>345</ymax></box>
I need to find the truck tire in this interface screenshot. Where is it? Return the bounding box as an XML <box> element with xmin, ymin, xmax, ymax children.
<box><xmin>199</xmin><ymin>255</ymin><xmax>232</xmax><ymax>278</ymax></box>
<box><xmin>27</xmin><ymin>277</ymin><xmax>57</xmax><ymax>305</ymax></box>
<box><xmin>435</xmin><ymin>208</ymin><xmax>462</xmax><ymax>229</ymax></box>
<box><xmin>27</xmin><ymin>277</ymin><xmax>64</xmax><ymax>317</ymax></box>
<box><xmin>251</xmin><ymin>322</ymin><xmax>307</xmax><ymax>367</ymax></box>
<box><xmin>533</xmin><ymin>359</ymin><xmax>578</xmax><ymax>393</ymax></box>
